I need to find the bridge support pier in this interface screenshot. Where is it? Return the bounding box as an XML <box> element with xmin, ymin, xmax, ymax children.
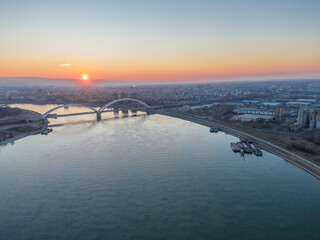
<box><xmin>113</xmin><ymin>108</ymin><xmax>119</xmax><ymax>117</ymax></box>
<box><xmin>97</xmin><ymin>112</ymin><xmax>101</xmax><ymax>121</ymax></box>
<box><xmin>122</xmin><ymin>109</ymin><xmax>128</xmax><ymax>117</ymax></box>
<box><xmin>131</xmin><ymin>109</ymin><xmax>137</xmax><ymax>116</ymax></box>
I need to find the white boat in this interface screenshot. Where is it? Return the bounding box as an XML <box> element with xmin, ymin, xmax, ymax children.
<box><xmin>230</xmin><ymin>142</ymin><xmax>240</xmax><ymax>152</ymax></box>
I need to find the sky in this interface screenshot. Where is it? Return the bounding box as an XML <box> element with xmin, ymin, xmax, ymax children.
<box><xmin>0</xmin><ymin>0</ymin><xmax>319</xmax><ymax>82</ymax></box>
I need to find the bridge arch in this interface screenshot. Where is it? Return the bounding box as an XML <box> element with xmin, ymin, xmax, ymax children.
<box><xmin>99</xmin><ymin>98</ymin><xmax>150</xmax><ymax>113</ymax></box>
<box><xmin>42</xmin><ymin>104</ymin><xmax>99</xmax><ymax>118</ymax></box>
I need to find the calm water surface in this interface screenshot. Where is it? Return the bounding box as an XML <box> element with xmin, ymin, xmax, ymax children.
<box><xmin>0</xmin><ymin>105</ymin><xmax>319</xmax><ymax>240</ymax></box>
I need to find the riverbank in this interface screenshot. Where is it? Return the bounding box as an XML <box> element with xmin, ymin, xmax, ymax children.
<box><xmin>0</xmin><ymin>107</ymin><xmax>45</xmax><ymax>146</ymax></box>
<box><xmin>0</xmin><ymin>107</ymin><xmax>42</xmax><ymax>124</ymax></box>
<box><xmin>155</xmin><ymin>109</ymin><xmax>320</xmax><ymax>179</ymax></box>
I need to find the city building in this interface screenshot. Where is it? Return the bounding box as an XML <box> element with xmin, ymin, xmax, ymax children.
<box><xmin>181</xmin><ymin>105</ymin><xmax>191</xmax><ymax>111</ymax></box>
<box><xmin>287</xmin><ymin>102</ymin><xmax>311</xmax><ymax>107</ymax></box>
<box><xmin>243</xmin><ymin>99</ymin><xmax>261</xmax><ymax>104</ymax></box>
<box><xmin>262</xmin><ymin>102</ymin><xmax>281</xmax><ymax>106</ymax></box>
<box><xmin>309</xmin><ymin>109</ymin><xmax>317</xmax><ymax>129</ymax></box>
<box><xmin>297</xmin><ymin>108</ymin><xmax>309</xmax><ymax>128</ymax></box>
<box><xmin>233</xmin><ymin>108</ymin><xmax>275</xmax><ymax>116</ymax></box>
<box><xmin>296</xmin><ymin>108</ymin><xmax>320</xmax><ymax>129</ymax></box>
<box><xmin>295</xmin><ymin>99</ymin><xmax>317</xmax><ymax>103</ymax></box>
<box><xmin>316</xmin><ymin>113</ymin><xmax>320</xmax><ymax>129</ymax></box>
<box><xmin>276</xmin><ymin>107</ymin><xmax>285</xmax><ymax>118</ymax></box>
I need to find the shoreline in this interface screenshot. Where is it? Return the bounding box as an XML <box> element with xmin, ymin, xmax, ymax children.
<box><xmin>155</xmin><ymin>110</ymin><xmax>320</xmax><ymax>179</ymax></box>
<box><xmin>1</xmin><ymin>106</ymin><xmax>320</xmax><ymax>179</ymax></box>
<box><xmin>0</xmin><ymin>108</ymin><xmax>45</xmax><ymax>146</ymax></box>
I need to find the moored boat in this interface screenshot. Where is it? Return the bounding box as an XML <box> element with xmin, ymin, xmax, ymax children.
<box><xmin>241</xmin><ymin>140</ymin><xmax>252</xmax><ymax>154</ymax></box>
<box><xmin>230</xmin><ymin>140</ymin><xmax>262</xmax><ymax>157</ymax></box>
<box><xmin>248</xmin><ymin>141</ymin><xmax>263</xmax><ymax>156</ymax></box>
<box><xmin>210</xmin><ymin>127</ymin><xmax>219</xmax><ymax>133</ymax></box>
<box><xmin>230</xmin><ymin>142</ymin><xmax>240</xmax><ymax>152</ymax></box>
<box><xmin>253</xmin><ymin>148</ymin><xmax>263</xmax><ymax>156</ymax></box>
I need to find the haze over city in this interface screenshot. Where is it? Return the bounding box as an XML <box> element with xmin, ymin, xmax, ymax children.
<box><xmin>1</xmin><ymin>0</ymin><xmax>319</xmax><ymax>82</ymax></box>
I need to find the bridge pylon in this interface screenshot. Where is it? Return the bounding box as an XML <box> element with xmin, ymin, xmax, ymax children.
<box><xmin>97</xmin><ymin>112</ymin><xmax>102</xmax><ymax>121</ymax></box>
<box><xmin>113</xmin><ymin>108</ymin><xmax>119</xmax><ymax>115</ymax></box>
<box><xmin>131</xmin><ymin>109</ymin><xmax>137</xmax><ymax>116</ymax></box>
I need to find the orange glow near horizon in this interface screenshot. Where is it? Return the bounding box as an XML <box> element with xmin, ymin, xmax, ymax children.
<box><xmin>0</xmin><ymin>30</ymin><xmax>320</xmax><ymax>82</ymax></box>
<box><xmin>0</xmin><ymin>48</ymin><xmax>320</xmax><ymax>82</ymax></box>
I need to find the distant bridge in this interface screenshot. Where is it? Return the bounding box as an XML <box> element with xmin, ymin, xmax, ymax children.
<box><xmin>41</xmin><ymin>98</ymin><xmax>152</xmax><ymax>121</ymax></box>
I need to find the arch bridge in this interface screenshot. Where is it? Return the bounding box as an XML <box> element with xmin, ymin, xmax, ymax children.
<box><xmin>41</xmin><ymin>98</ymin><xmax>151</xmax><ymax>120</ymax></box>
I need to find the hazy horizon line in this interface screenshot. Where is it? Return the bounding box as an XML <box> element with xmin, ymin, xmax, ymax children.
<box><xmin>1</xmin><ymin>76</ymin><xmax>320</xmax><ymax>85</ymax></box>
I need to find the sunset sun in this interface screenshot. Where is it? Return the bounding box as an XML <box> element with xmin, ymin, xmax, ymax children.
<box><xmin>82</xmin><ymin>74</ymin><xmax>88</xmax><ymax>81</ymax></box>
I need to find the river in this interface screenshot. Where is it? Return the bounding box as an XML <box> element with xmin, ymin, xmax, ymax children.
<box><xmin>0</xmin><ymin>104</ymin><xmax>319</xmax><ymax>240</ymax></box>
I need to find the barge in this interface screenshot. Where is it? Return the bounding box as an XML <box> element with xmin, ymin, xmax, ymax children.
<box><xmin>230</xmin><ymin>139</ymin><xmax>263</xmax><ymax>157</ymax></box>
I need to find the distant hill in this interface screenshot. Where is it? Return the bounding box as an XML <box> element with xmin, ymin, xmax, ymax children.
<box><xmin>0</xmin><ymin>77</ymin><xmax>143</xmax><ymax>87</ymax></box>
<box><xmin>0</xmin><ymin>77</ymin><xmax>78</xmax><ymax>87</ymax></box>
